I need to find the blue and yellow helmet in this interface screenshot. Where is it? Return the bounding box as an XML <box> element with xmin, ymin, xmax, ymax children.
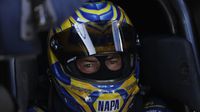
<box><xmin>48</xmin><ymin>0</ymin><xmax>140</xmax><ymax>111</ymax></box>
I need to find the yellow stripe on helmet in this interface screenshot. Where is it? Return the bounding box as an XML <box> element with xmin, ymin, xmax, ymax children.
<box><xmin>79</xmin><ymin>3</ymin><xmax>111</xmax><ymax>15</ymax></box>
<box><xmin>120</xmin><ymin>74</ymin><xmax>139</xmax><ymax>94</ymax></box>
<box><xmin>48</xmin><ymin>48</ymin><xmax>58</xmax><ymax>64</ymax></box>
<box><xmin>60</xmin><ymin>19</ymin><xmax>72</xmax><ymax>31</ymax></box>
<box><xmin>75</xmin><ymin>10</ymin><xmax>90</xmax><ymax>22</ymax></box>
<box><xmin>71</xmin><ymin>79</ymin><xmax>99</xmax><ymax>92</ymax></box>
<box><xmin>69</xmin><ymin>16</ymin><xmax>77</xmax><ymax>24</ymax></box>
<box><xmin>54</xmin><ymin>17</ymin><xmax>75</xmax><ymax>33</ymax></box>
<box><xmin>122</xmin><ymin>95</ymin><xmax>134</xmax><ymax>112</ymax></box>
<box><xmin>66</xmin><ymin>87</ymin><xmax>92</xmax><ymax>112</ymax></box>
<box><xmin>111</xmin><ymin>4</ymin><xmax>118</xmax><ymax>21</ymax></box>
<box><xmin>119</xmin><ymin>7</ymin><xmax>124</xmax><ymax>22</ymax></box>
<box><xmin>119</xmin><ymin>7</ymin><xmax>133</xmax><ymax>26</ymax></box>
<box><xmin>57</xmin><ymin>79</ymin><xmax>93</xmax><ymax>112</ymax></box>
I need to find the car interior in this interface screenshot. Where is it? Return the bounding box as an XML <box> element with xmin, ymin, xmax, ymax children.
<box><xmin>0</xmin><ymin>0</ymin><xmax>200</xmax><ymax>111</ymax></box>
<box><xmin>118</xmin><ymin>0</ymin><xmax>200</xmax><ymax>111</ymax></box>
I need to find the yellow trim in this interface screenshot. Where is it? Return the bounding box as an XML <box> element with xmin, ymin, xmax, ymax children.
<box><xmin>48</xmin><ymin>48</ymin><xmax>58</xmax><ymax>64</ymax></box>
<box><xmin>119</xmin><ymin>7</ymin><xmax>133</xmax><ymax>26</ymax></box>
<box><xmin>75</xmin><ymin>10</ymin><xmax>90</xmax><ymax>22</ymax></box>
<box><xmin>69</xmin><ymin>16</ymin><xmax>77</xmax><ymax>24</ymax></box>
<box><xmin>60</xmin><ymin>19</ymin><xmax>72</xmax><ymax>31</ymax></box>
<box><xmin>132</xmin><ymin>85</ymin><xmax>140</xmax><ymax>95</ymax></box>
<box><xmin>55</xmin><ymin>27</ymin><xmax>62</xmax><ymax>33</ymax></box>
<box><xmin>57</xmin><ymin>78</ymin><xmax>98</xmax><ymax>96</ymax></box>
<box><xmin>124</xmin><ymin>13</ymin><xmax>133</xmax><ymax>26</ymax></box>
<box><xmin>71</xmin><ymin>79</ymin><xmax>99</xmax><ymax>91</ymax></box>
<box><xmin>66</xmin><ymin>87</ymin><xmax>92</xmax><ymax>112</ymax></box>
<box><xmin>79</xmin><ymin>3</ymin><xmax>111</xmax><ymax>15</ymax></box>
<box><xmin>120</xmin><ymin>75</ymin><xmax>139</xmax><ymax>94</ymax></box>
<box><xmin>57</xmin><ymin>79</ymin><xmax>93</xmax><ymax>112</ymax></box>
<box><xmin>119</xmin><ymin>7</ymin><xmax>124</xmax><ymax>22</ymax></box>
<box><xmin>111</xmin><ymin>5</ymin><xmax>118</xmax><ymax>20</ymax></box>
<box><xmin>55</xmin><ymin>17</ymin><xmax>76</xmax><ymax>33</ymax></box>
<box><xmin>122</xmin><ymin>95</ymin><xmax>134</xmax><ymax>112</ymax></box>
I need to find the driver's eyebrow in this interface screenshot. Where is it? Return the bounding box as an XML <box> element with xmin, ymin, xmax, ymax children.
<box><xmin>82</xmin><ymin>60</ymin><xmax>98</xmax><ymax>62</ymax></box>
<box><xmin>106</xmin><ymin>55</ymin><xmax>120</xmax><ymax>60</ymax></box>
<box><xmin>79</xmin><ymin>57</ymin><xmax>98</xmax><ymax>62</ymax></box>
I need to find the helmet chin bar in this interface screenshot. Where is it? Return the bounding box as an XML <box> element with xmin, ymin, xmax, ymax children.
<box><xmin>52</xmin><ymin>68</ymin><xmax>139</xmax><ymax>112</ymax></box>
<box><xmin>52</xmin><ymin>79</ymin><xmax>85</xmax><ymax>112</ymax></box>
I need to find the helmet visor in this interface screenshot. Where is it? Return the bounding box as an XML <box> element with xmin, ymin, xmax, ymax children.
<box><xmin>50</xmin><ymin>21</ymin><xmax>137</xmax><ymax>63</ymax></box>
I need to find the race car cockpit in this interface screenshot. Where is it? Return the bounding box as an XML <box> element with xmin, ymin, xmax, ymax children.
<box><xmin>0</xmin><ymin>0</ymin><xmax>200</xmax><ymax>112</ymax></box>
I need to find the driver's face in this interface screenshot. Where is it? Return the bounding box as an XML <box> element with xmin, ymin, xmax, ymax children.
<box><xmin>76</xmin><ymin>54</ymin><xmax>122</xmax><ymax>74</ymax></box>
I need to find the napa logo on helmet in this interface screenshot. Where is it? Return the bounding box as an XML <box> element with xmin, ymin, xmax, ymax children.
<box><xmin>97</xmin><ymin>99</ymin><xmax>120</xmax><ymax>111</ymax></box>
<box><xmin>93</xmin><ymin>93</ymin><xmax>124</xmax><ymax>112</ymax></box>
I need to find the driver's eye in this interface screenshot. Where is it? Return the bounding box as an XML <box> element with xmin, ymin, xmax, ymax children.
<box><xmin>105</xmin><ymin>54</ymin><xmax>122</xmax><ymax>71</ymax></box>
<box><xmin>76</xmin><ymin>57</ymin><xmax>100</xmax><ymax>74</ymax></box>
<box><xmin>83</xmin><ymin>63</ymin><xmax>93</xmax><ymax>68</ymax></box>
<box><xmin>108</xmin><ymin>58</ymin><xmax>119</xmax><ymax>64</ymax></box>
<box><xmin>82</xmin><ymin>62</ymin><xmax>96</xmax><ymax>68</ymax></box>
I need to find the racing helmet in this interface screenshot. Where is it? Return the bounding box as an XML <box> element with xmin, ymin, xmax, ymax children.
<box><xmin>48</xmin><ymin>0</ymin><xmax>140</xmax><ymax>111</ymax></box>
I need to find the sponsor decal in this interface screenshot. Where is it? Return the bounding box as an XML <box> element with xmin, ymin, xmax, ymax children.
<box><xmin>97</xmin><ymin>99</ymin><xmax>120</xmax><ymax>112</ymax></box>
